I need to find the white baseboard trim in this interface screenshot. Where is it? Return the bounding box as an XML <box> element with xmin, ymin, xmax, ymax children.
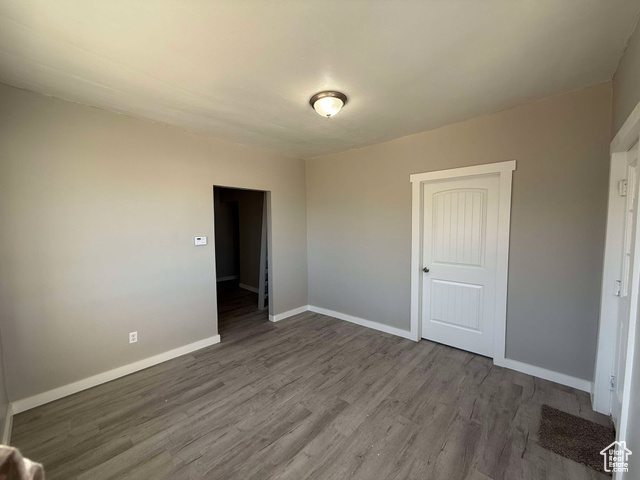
<box><xmin>308</xmin><ymin>306</ymin><xmax>590</xmax><ymax>391</ymax></box>
<box><xmin>11</xmin><ymin>335</ymin><xmax>221</xmax><ymax>415</ymax></box>
<box><xmin>2</xmin><ymin>404</ymin><xmax>13</xmax><ymax>445</ymax></box>
<box><xmin>217</xmin><ymin>276</ymin><xmax>239</xmax><ymax>282</ymax></box>
<box><xmin>308</xmin><ymin>305</ymin><xmax>414</xmax><ymax>340</ymax></box>
<box><xmin>239</xmin><ymin>283</ymin><xmax>259</xmax><ymax>294</ymax></box>
<box><xmin>495</xmin><ymin>358</ymin><xmax>592</xmax><ymax>393</ymax></box>
<box><xmin>269</xmin><ymin>306</ymin><xmax>309</xmax><ymax>322</ymax></box>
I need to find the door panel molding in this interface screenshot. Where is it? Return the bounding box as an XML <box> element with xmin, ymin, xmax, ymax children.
<box><xmin>410</xmin><ymin>160</ymin><xmax>516</xmax><ymax>366</ymax></box>
<box><xmin>430</xmin><ymin>279</ymin><xmax>483</xmax><ymax>332</ymax></box>
<box><xmin>432</xmin><ymin>188</ymin><xmax>487</xmax><ymax>267</ymax></box>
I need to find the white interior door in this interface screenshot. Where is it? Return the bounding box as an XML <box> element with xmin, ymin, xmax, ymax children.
<box><xmin>613</xmin><ymin>144</ymin><xmax>639</xmax><ymax>431</ymax></box>
<box><xmin>420</xmin><ymin>174</ymin><xmax>500</xmax><ymax>357</ymax></box>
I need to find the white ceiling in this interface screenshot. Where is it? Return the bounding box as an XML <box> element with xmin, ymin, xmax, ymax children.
<box><xmin>0</xmin><ymin>1</ymin><xmax>639</xmax><ymax>158</ymax></box>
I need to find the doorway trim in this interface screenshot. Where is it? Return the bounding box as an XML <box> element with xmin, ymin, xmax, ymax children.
<box><xmin>593</xmin><ymin>100</ymin><xmax>640</xmax><ymax>417</ymax></box>
<box><xmin>409</xmin><ymin>160</ymin><xmax>516</xmax><ymax>364</ymax></box>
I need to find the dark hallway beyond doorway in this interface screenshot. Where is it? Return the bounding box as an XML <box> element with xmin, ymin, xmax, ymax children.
<box><xmin>214</xmin><ymin>187</ymin><xmax>269</xmax><ymax>312</ymax></box>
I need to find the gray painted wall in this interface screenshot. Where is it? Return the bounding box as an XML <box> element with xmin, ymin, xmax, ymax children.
<box><xmin>612</xmin><ymin>19</ymin><xmax>640</xmax><ymax>466</ymax></box>
<box><xmin>613</xmin><ymin>20</ymin><xmax>640</xmax><ymax>136</ymax></box>
<box><xmin>0</xmin><ymin>83</ymin><xmax>308</xmax><ymax>401</ymax></box>
<box><xmin>237</xmin><ymin>191</ymin><xmax>264</xmax><ymax>290</ymax></box>
<box><xmin>214</xmin><ymin>188</ymin><xmax>240</xmax><ymax>280</ymax></box>
<box><xmin>306</xmin><ymin>83</ymin><xmax>611</xmax><ymax>381</ymax></box>
<box><xmin>0</xmin><ymin>333</ymin><xmax>8</xmax><ymax>438</ymax></box>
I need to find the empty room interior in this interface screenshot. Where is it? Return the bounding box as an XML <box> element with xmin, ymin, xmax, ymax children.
<box><xmin>2</xmin><ymin>1</ymin><xmax>640</xmax><ymax>479</ymax></box>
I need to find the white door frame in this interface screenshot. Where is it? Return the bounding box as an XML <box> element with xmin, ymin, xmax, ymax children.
<box><xmin>593</xmin><ymin>100</ymin><xmax>640</xmax><ymax>417</ymax></box>
<box><xmin>410</xmin><ymin>160</ymin><xmax>516</xmax><ymax>363</ymax></box>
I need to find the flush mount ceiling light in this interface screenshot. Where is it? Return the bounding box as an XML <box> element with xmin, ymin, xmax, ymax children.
<box><xmin>309</xmin><ymin>91</ymin><xmax>348</xmax><ymax>117</ymax></box>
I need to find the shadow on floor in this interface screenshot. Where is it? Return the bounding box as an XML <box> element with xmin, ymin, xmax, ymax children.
<box><xmin>217</xmin><ymin>280</ymin><xmax>269</xmax><ymax>338</ymax></box>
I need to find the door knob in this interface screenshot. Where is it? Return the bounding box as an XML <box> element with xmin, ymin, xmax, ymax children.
<box><xmin>423</xmin><ymin>267</ymin><xmax>430</xmax><ymax>273</ymax></box>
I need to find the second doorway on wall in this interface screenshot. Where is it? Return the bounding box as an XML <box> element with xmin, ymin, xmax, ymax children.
<box><xmin>214</xmin><ymin>186</ymin><xmax>269</xmax><ymax>319</ymax></box>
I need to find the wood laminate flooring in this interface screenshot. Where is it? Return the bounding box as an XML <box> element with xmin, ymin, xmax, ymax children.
<box><xmin>11</xmin><ymin>283</ymin><xmax>611</xmax><ymax>479</ymax></box>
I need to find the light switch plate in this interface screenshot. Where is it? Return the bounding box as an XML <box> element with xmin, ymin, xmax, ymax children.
<box><xmin>194</xmin><ymin>236</ymin><xmax>207</xmax><ymax>246</ymax></box>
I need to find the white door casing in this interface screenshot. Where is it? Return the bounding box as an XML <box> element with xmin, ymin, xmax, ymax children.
<box><xmin>410</xmin><ymin>160</ymin><xmax>516</xmax><ymax>363</ymax></box>
<box><xmin>593</xmin><ymin>154</ymin><xmax>629</xmax><ymax>414</ymax></box>
<box><xmin>594</xmin><ymin>97</ymin><xmax>640</xmax><ymax>420</ymax></box>
<box><xmin>613</xmin><ymin>146</ymin><xmax>639</xmax><ymax>439</ymax></box>
<box><xmin>420</xmin><ymin>175</ymin><xmax>500</xmax><ymax>356</ymax></box>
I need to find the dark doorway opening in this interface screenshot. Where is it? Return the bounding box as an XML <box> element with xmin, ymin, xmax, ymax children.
<box><xmin>214</xmin><ymin>186</ymin><xmax>269</xmax><ymax>334</ymax></box>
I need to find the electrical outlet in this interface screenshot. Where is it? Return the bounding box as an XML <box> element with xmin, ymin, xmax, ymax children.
<box><xmin>129</xmin><ymin>331</ymin><xmax>138</xmax><ymax>344</ymax></box>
